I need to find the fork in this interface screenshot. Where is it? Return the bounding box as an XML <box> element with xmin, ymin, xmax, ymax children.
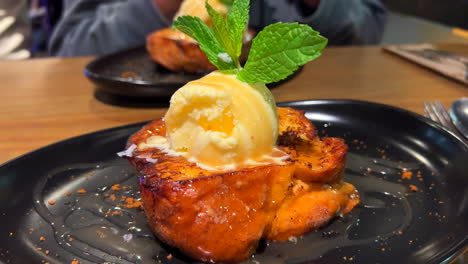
<box><xmin>423</xmin><ymin>101</ymin><xmax>467</xmax><ymax>264</ymax></box>
<box><xmin>423</xmin><ymin>101</ymin><xmax>468</xmax><ymax>143</ymax></box>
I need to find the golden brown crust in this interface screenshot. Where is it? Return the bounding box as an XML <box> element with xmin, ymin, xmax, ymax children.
<box><xmin>264</xmin><ymin>181</ymin><xmax>359</xmax><ymax>241</ymax></box>
<box><xmin>146</xmin><ymin>28</ymin><xmax>216</xmax><ymax>73</ymax></box>
<box><xmin>126</xmin><ymin>107</ymin><xmax>359</xmax><ymax>262</ymax></box>
<box><xmin>278</xmin><ymin>107</ymin><xmax>348</xmax><ymax>183</ymax></box>
<box><xmin>139</xmin><ymin>164</ymin><xmax>294</xmax><ymax>263</ymax></box>
<box><xmin>278</xmin><ymin>107</ymin><xmax>317</xmax><ymax>143</ymax></box>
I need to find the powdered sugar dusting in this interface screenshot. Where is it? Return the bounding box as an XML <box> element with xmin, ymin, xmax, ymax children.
<box><xmin>136</xmin><ymin>154</ymin><xmax>158</xmax><ymax>164</ymax></box>
<box><xmin>117</xmin><ymin>144</ymin><xmax>137</xmax><ymax>157</ymax></box>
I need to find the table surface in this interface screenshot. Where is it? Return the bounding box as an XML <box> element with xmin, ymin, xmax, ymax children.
<box><xmin>1</xmin><ymin>44</ymin><xmax>467</xmax><ymax>164</ymax></box>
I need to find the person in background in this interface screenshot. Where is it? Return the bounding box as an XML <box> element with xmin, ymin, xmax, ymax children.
<box><xmin>48</xmin><ymin>0</ymin><xmax>387</xmax><ymax>57</ymax></box>
<box><xmin>0</xmin><ymin>0</ymin><xmax>31</xmax><ymax>59</ymax></box>
<box><xmin>30</xmin><ymin>0</ymin><xmax>49</xmax><ymax>55</ymax></box>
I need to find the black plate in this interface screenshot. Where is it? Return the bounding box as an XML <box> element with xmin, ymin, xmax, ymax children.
<box><xmin>84</xmin><ymin>46</ymin><xmax>203</xmax><ymax>98</ymax></box>
<box><xmin>0</xmin><ymin>100</ymin><xmax>467</xmax><ymax>264</ymax></box>
<box><xmin>84</xmin><ymin>46</ymin><xmax>297</xmax><ymax>100</ymax></box>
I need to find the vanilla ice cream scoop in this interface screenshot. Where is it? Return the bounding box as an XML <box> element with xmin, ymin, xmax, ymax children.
<box><xmin>164</xmin><ymin>71</ymin><xmax>278</xmax><ymax>169</ymax></box>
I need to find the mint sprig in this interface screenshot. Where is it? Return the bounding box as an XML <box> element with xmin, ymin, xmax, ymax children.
<box><xmin>226</xmin><ymin>0</ymin><xmax>249</xmax><ymax>62</ymax></box>
<box><xmin>173</xmin><ymin>16</ymin><xmax>236</xmax><ymax>70</ymax></box>
<box><xmin>205</xmin><ymin>0</ymin><xmax>249</xmax><ymax>69</ymax></box>
<box><xmin>172</xmin><ymin>0</ymin><xmax>327</xmax><ymax>84</ymax></box>
<box><xmin>205</xmin><ymin>3</ymin><xmax>236</xmax><ymax>66</ymax></box>
<box><xmin>173</xmin><ymin>0</ymin><xmax>248</xmax><ymax>71</ymax></box>
<box><xmin>237</xmin><ymin>23</ymin><xmax>327</xmax><ymax>84</ymax></box>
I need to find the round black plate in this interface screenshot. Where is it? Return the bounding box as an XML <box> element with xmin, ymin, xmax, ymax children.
<box><xmin>0</xmin><ymin>100</ymin><xmax>467</xmax><ymax>264</ymax></box>
<box><xmin>84</xmin><ymin>46</ymin><xmax>203</xmax><ymax>98</ymax></box>
<box><xmin>84</xmin><ymin>46</ymin><xmax>298</xmax><ymax>100</ymax></box>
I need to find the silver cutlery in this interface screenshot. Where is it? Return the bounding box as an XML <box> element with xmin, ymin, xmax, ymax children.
<box><xmin>450</xmin><ymin>97</ymin><xmax>468</xmax><ymax>140</ymax></box>
<box><xmin>423</xmin><ymin>101</ymin><xmax>468</xmax><ymax>144</ymax></box>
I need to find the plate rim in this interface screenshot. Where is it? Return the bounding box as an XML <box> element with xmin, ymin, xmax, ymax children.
<box><xmin>278</xmin><ymin>99</ymin><xmax>468</xmax><ymax>149</ymax></box>
<box><xmin>83</xmin><ymin>46</ymin><xmax>195</xmax><ymax>88</ymax></box>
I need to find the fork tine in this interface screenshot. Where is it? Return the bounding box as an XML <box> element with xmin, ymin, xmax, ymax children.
<box><xmin>430</xmin><ymin>101</ymin><xmax>448</xmax><ymax>127</ymax></box>
<box><xmin>424</xmin><ymin>102</ymin><xmax>433</xmax><ymax>120</ymax></box>
<box><xmin>424</xmin><ymin>101</ymin><xmax>467</xmax><ymax>143</ymax></box>
<box><xmin>434</xmin><ymin>101</ymin><xmax>460</xmax><ymax>132</ymax></box>
<box><xmin>435</xmin><ymin>102</ymin><xmax>453</xmax><ymax>126</ymax></box>
<box><xmin>424</xmin><ymin>102</ymin><xmax>439</xmax><ymax>124</ymax></box>
<box><xmin>423</xmin><ymin>101</ymin><xmax>468</xmax><ymax>143</ymax></box>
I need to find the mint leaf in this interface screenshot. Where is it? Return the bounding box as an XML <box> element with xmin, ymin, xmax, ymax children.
<box><xmin>173</xmin><ymin>16</ymin><xmax>236</xmax><ymax>70</ymax></box>
<box><xmin>206</xmin><ymin>0</ymin><xmax>250</xmax><ymax>70</ymax></box>
<box><xmin>205</xmin><ymin>2</ymin><xmax>236</xmax><ymax>63</ymax></box>
<box><xmin>238</xmin><ymin>23</ymin><xmax>327</xmax><ymax>84</ymax></box>
<box><xmin>227</xmin><ymin>0</ymin><xmax>250</xmax><ymax>59</ymax></box>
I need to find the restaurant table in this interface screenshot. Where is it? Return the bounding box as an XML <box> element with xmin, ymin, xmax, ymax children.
<box><xmin>0</xmin><ymin>44</ymin><xmax>467</xmax><ymax>262</ymax></box>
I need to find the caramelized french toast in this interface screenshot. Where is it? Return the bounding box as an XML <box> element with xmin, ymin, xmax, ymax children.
<box><xmin>277</xmin><ymin>107</ymin><xmax>348</xmax><ymax>183</ymax></box>
<box><xmin>146</xmin><ymin>0</ymin><xmax>226</xmax><ymax>73</ymax></box>
<box><xmin>146</xmin><ymin>28</ymin><xmax>216</xmax><ymax>73</ymax></box>
<box><xmin>126</xmin><ymin>107</ymin><xmax>359</xmax><ymax>263</ymax></box>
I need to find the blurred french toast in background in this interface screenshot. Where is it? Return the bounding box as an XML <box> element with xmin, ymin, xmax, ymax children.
<box><xmin>146</xmin><ymin>0</ymin><xmax>227</xmax><ymax>73</ymax></box>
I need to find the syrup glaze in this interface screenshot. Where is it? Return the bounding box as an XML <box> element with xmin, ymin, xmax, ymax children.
<box><xmin>27</xmin><ymin>152</ymin><xmax>416</xmax><ymax>263</ymax></box>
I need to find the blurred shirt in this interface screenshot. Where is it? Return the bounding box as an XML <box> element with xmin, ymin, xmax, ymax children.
<box><xmin>49</xmin><ymin>0</ymin><xmax>387</xmax><ymax>57</ymax></box>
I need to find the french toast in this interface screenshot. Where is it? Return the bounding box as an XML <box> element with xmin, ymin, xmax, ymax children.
<box><xmin>146</xmin><ymin>0</ymin><xmax>226</xmax><ymax>73</ymax></box>
<box><xmin>277</xmin><ymin>107</ymin><xmax>348</xmax><ymax>183</ymax></box>
<box><xmin>146</xmin><ymin>28</ymin><xmax>216</xmax><ymax>73</ymax></box>
<box><xmin>126</xmin><ymin>107</ymin><xmax>359</xmax><ymax>263</ymax></box>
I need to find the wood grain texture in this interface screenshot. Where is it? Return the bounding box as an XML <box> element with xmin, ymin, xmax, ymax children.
<box><xmin>0</xmin><ymin>44</ymin><xmax>467</xmax><ymax>164</ymax></box>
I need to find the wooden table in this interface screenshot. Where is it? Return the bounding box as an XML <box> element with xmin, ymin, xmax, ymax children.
<box><xmin>1</xmin><ymin>44</ymin><xmax>467</xmax><ymax>164</ymax></box>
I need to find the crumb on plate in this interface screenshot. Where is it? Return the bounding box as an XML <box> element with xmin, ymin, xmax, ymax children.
<box><xmin>401</xmin><ymin>170</ymin><xmax>412</xmax><ymax>180</ymax></box>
